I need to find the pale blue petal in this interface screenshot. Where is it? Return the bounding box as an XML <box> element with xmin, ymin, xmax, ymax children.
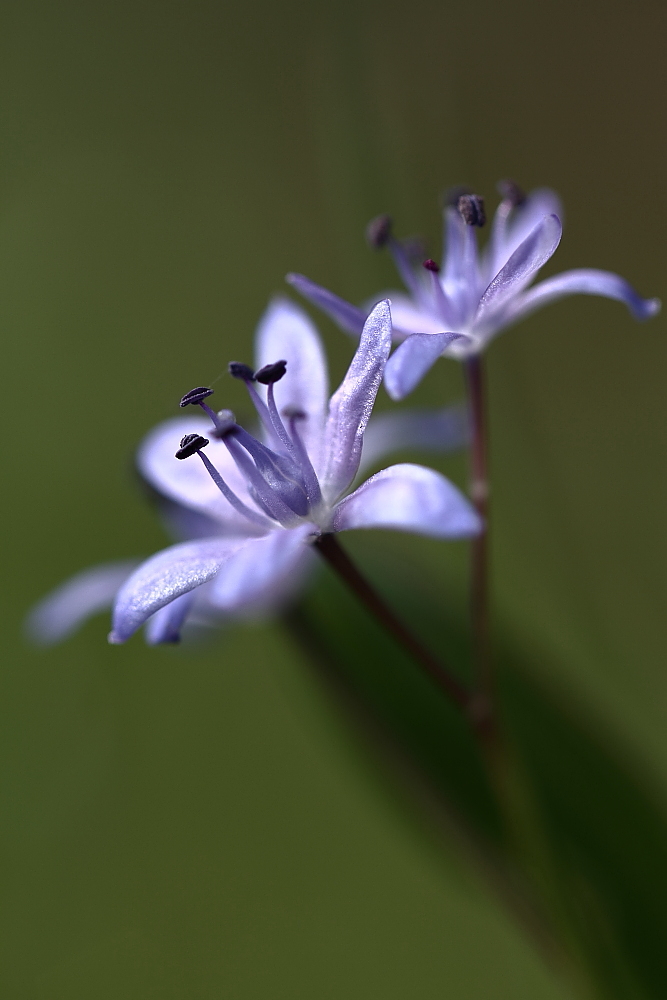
<box><xmin>333</xmin><ymin>463</ymin><xmax>482</xmax><ymax>538</ymax></box>
<box><xmin>442</xmin><ymin>208</ymin><xmax>482</xmax><ymax>324</ymax></box>
<box><xmin>209</xmin><ymin>523</ymin><xmax>314</xmax><ymax>612</ymax></box>
<box><xmin>156</xmin><ymin>497</ymin><xmax>226</xmax><ymax>542</ymax></box>
<box><xmin>286</xmin><ymin>273</ymin><xmax>366</xmax><ymax>336</ymax></box>
<box><xmin>384</xmin><ymin>293</ymin><xmax>446</xmax><ymax>336</ymax></box>
<box><xmin>254</xmin><ymin>298</ymin><xmax>329</xmax><ymax>460</ymax></box>
<box><xmin>145</xmin><ymin>591</ymin><xmax>195</xmax><ymax>645</ymax></box>
<box><xmin>505</xmin><ymin>268</ymin><xmax>662</xmax><ymax>326</ymax></box>
<box><xmin>109</xmin><ymin>537</ymin><xmax>248</xmax><ymax>643</ymax></box>
<box><xmin>26</xmin><ymin>560</ymin><xmax>140</xmax><ymax>645</ymax></box>
<box><xmin>138</xmin><ymin>416</ymin><xmax>263</xmax><ymax>535</ymax></box>
<box><xmin>359</xmin><ymin>405</ymin><xmax>469</xmax><ymax>474</ymax></box>
<box><xmin>384</xmin><ymin>333</ymin><xmax>463</xmax><ymax>400</ymax></box>
<box><xmin>475</xmin><ymin>214</ymin><xmax>562</xmax><ymax>324</ymax></box>
<box><xmin>321</xmin><ymin>300</ymin><xmax>393</xmax><ymax>500</ymax></box>
<box><xmin>492</xmin><ymin>188</ymin><xmax>563</xmax><ymax>274</ymax></box>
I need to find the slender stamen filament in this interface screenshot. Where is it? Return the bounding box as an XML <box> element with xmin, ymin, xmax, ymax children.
<box><xmin>199</xmin><ymin>401</ymin><xmax>222</xmax><ymax>426</ymax></box>
<box><xmin>266</xmin><ymin>382</ymin><xmax>298</xmax><ymax>455</ymax></box>
<box><xmin>423</xmin><ymin>260</ymin><xmax>454</xmax><ymax>326</ymax></box>
<box><xmin>287</xmin><ymin>413</ymin><xmax>322</xmax><ymax>507</ymax></box>
<box><xmin>227</xmin><ymin>364</ymin><xmax>284</xmax><ymax>451</ymax></box>
<box><xmin>222</xmin><ymin>434</ymin><xmax>302</xmax><ymax>525</ymax></box>
<box><xmin>196</xmin><ymin>451</ymin><xmax>272</xmax><ymax>528</ymax></box>
<box><xmin>244</xmin><ymin>380</ymin><xmax>280</xmax><ymax>446</ymax></box>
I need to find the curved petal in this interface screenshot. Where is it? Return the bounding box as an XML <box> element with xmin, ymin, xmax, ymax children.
<box><xmin>255</xmin><ymin>298</ymin><xmax>329</xmax><ymax>460</ymax></box>
<box><xmin>359</xmin><ymin>405</ymin><xmax>469</xmax><ymax>474</ymax></box>
<box><xmin>333</xmin><ymin>463</ymin><xmax>482</xmax><ymax>538</ymax></box>
<box><xmin>489</xmin><ymin>188</ymin><xmax>563</xmax><ymax>275</ymax></box>
<box><xmin>505</xmin><ymin>268</ymin><xmax>662</xmax><ymax>326</ymax></box>
<box><xmin>137</xmin><ymin>416</ymin><xmax>263</xmax><ymax>534</ymax></box>
<box><xmin>209</xmin><ymin>523</ymin><xmax>315</xmax><ymax>613</ymax></box>
<box><xmin>26</xmin><ymin>560</ymin><xmax>140</xmax><ymax>645</ymax></box>
<box><xmin>286</xmin><ymin>273</ymin><xmax>366</xmax><ymax>337</ymax></box>
<box><xmin>144</xmin><ymin>591</ymin><xmax>195</xmax><ymax>645</ymax></box>
<box><xmin>109</xmin><ymin>537</ymin><xmax>248</xmax><ymax>643</ymax></box>
<box><xmin>321</xmin><ymin>299</ymin><xmax>393</xmax><ymax>500</ymax></box>
<box><xmin>475</xmin><ymin>214</ymin><xmax>562</xmax><ymax>324</ymax></box>
<box><xmin>383</xmin><ymin>292</ymin><xmax>447</xmax><ymax>337</ymax></box>
<box><xmin>384</xmin><ymin>332</ymin><xmax>463</xmax><ymax>400</ymax></box>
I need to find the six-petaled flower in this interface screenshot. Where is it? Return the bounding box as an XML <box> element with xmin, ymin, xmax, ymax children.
<box><xmin>288</xmin><ymin>183</ymin><xmax>660</xmax><ymax>399</ymax></box>
<box><xmin>28</xmin><ymin>299</ymin><xmax>478</xmax><ymax>645</ymax></box>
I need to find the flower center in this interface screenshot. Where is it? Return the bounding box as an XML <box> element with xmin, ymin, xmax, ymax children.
<box><xmin>177</xmin><ymin>361</ymin><xmax>323</xmax><ymax>528</ymax></box>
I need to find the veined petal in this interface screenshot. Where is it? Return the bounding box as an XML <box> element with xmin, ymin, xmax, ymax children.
<box><xmin>26</xmin><ymin>560</ymin><xmax>139</xmax><ymax>645</ymax></box>
<box><xmin>209</xmin><ymin>523</ymin><xmax>314</xmax><ymax>612</ymax></box>
<box><xmin>255</xmin><ymin>298</ymin><xmax>329</xmax><ymax>460</ymax></box>
<box><xmin>138</xmin><ymin>416</ymin><xmax>262</xmax><ymax>534</ymax></box>
<box><xmin>145</xmin><ymin>591</ymin><xmax>195</xmax><ymax>645</ymax></box>
<box><xmin>475</xmin><ymin>214</ymin><xmax>562</xmax><ymax>323</ymax></box>
<box><xmin>286</xmin><ymin>273</ymin><xmax>366</xmax><ymax>337</ymax></box>
<box><xmin>109</xmin><ymin>537</ymin><xmax>247</xmax><ymax>643</ymax></box>
<box><xmin>333</xmin><ymin>463</ymin><xmax>482</xmax><ymax>538</ymax></box>
<box><xmin>384</xmin><ymin>332</ymin><xmax>463</xmax><ymax>400</ymax></box>
<box><xmin>359</xmin><ymin>405</ymin><xmax>469</xmax><ymax>474</ymax></box>
<box><xmin>321</xmin><ymin>299</ymin><xmax>393</xmax><ymax>500</ymax></box>
<box><xmin>384</xmin><ymin>293</ymin><xmax>447</xmax><ymax>336</ymax></box>
<box><xmin>505</xmin><ymin>268</ymin><xmax>662</xmax><ymax>326</ymax></box>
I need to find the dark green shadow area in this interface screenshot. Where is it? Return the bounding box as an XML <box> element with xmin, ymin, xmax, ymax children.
<box><xmin>294</xmin><ymin>537</ymin><xmax>667</xmax><ymax>1000</ymax></box>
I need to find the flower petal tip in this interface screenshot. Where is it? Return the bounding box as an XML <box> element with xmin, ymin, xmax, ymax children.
<box><xmin>107</xmin><ymin>631</ymin><xmax>124</xmax><ymax>645</ymax></box>
<box><xmin>642</xmin><ymin>297</ymin><xmax>661</xmax><ymax>319</ymax></box>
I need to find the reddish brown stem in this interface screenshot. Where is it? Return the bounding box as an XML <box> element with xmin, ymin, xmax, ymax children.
<box><xmin>314</xmin><ymin>533</ymin><xmax>469</xmax><ymax>711</ymax></box>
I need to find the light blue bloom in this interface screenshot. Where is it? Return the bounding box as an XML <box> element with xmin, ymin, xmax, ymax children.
<box><xmin>287</xmin><ymin>184</ymin><xmax>660</xmax><ymax>399</ymax></box>
<box><xmin>28</xmin><ymin>299</ymin><xmax>479</xmax><ymax>646</ymax></box>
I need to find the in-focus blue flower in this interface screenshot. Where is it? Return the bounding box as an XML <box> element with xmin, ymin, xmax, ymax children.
<box><xmin>287</xmin><ymin>183</ymin><xmax>661</xmax><ymax>399</ymax></box>
<box><xmin>28</xmin><ymin>299</ymin><xmax>479</xmax><ymax>646</ymax></box>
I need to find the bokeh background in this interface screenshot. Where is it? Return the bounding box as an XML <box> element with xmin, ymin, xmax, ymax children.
<box><xmin>3</xmin><ymin>0</ymin><xmax>666</xmax><ymax>996</ymax></box>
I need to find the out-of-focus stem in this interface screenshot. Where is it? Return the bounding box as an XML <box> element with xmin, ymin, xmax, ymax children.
<box><xmin>464</xmin><ymin>354</ymin><xmax>492</xmax><ymax>725</ymax></box>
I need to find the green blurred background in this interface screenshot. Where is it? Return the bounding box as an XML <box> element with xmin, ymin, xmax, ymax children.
<box><xmin>3</xmin><ymin>0</ymin><xmax>665</xmax><ymax>996</ymax></box>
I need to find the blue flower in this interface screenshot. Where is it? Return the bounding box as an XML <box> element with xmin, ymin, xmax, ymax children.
<box><xmin>28</xmin><ymin>299</ymin><xmax>479</xmax><ymax>646</ymax></box>
<box><xmin>287</xmin><ymin>184</ymin><xmax>660</xmax><ymax>399</ymax></box>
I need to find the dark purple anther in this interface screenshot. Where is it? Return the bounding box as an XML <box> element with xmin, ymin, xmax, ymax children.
<box><xmin>457</xmin><ymin>194</ymin><xmax>486</xmax><ymax>227</ymax></box>
<box><xmin>255</xmin><ymin>360</ymin><xmax>287</xmax><ymax>385</ymax></box>
<box><xmin>423</xmin><ymin>258</ymin><xmax>440</xmax><ymax>273</ymax></box>
<box><xmin>366</xmin><ymin>214</ymin><xmax>392</xmax><ymax>249</ymax></box>
<box><xmin>228</xmin><ymin>362</ymin><xmax>256</xmax><ymax>381</ymax></box>
<box><xmin>179</xmin><ymin>386</ymin><xmax>213</xmax><ymax>408</ymax></box>
<box><xmin>497</xmin><ymin>179</ymin><xmax>526</xmax><ymax>207</ymax></box>
<box><xmin>175</xmin><ymin>433</ymin><xmax>209</xmax><ymax>459</ymax></box>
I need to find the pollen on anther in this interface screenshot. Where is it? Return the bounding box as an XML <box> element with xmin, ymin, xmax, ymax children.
<box><xmin>228</xmin><ymin>362</ymin><xmax>256</xmax><ymax>381</ymax></box>
<box><xmin>423</xmin><ymin>258</ymin><xmax>440</xmax><ymax>273</ymax></box>
<box><xmin>457</xmin><ymin>194</ymin><xmax>486</xmax><ymax>227</ymax></box>
<box><xmin>255</xmin><ymin>360</ymin><xmax>287</xmax><ymax>384</ymax></box>
<box><xmin>175</xmin><ymin>433</ymin><xmax>209</xmax><ymax>459</ymax></box>
<box><xmin>180</xmin><ymin>386</ymin><xmax>213</xmax><ymax>407</ymax></box>
<box><xmin>366</xmin><ymin>214</ymin><xmax>392</xmax><ymax>249</ymax></box>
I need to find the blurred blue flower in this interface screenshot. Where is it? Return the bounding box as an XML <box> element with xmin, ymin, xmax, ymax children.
<box><xmin>288</xmin><ymin>183</ymin><xmax>661</xmax><ymax>399</ymax></box>
<box><xmin>28</xmin><ymin>299</ymin><xmax>479</xmax><ymax>646</ymax></box>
